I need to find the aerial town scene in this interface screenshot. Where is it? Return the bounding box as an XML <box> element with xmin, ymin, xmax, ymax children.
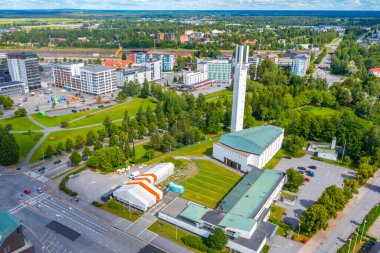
<box><xmin>0</xmin><ymin>1</ymin><xmax>379</xmax><ymax>253</ymax></box>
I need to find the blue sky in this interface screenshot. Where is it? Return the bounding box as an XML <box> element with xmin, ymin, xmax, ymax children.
<box><xmin>2</xmin><ymin>0</ymin><xmax>380</xmax><ymax>10</ymax></box>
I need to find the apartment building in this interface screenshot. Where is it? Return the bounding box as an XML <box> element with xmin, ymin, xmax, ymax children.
<box><xmin>291</xmin><ymin>54</ymin><xmax>310</xmax><ymax>76</ymax></box>
<box><xmin>80</xmin><ymin>65</ymin><xmax>117</xmax><ymax>95</ymax></box>
<box><xmin>197</xmin><ymin>59</ymin><xmax>232</xmax><ymax>84</ymax></box>
<box><xmin>53</xmin><ymin>63</ymin><xmax>84</xmax><ymax>88</ymax></box>
<box><xmin>116</xmin><ymin>67</ymin><xmax>152</xmax><ymax>87</ymax></box>
<box><xmin>7</xmin><ymin>52</ymin><xmax>41</xmax><ymax>90</ymax></box>
<box><xmin>144</xmin><ymin>60</ymin><xmax>162</xmax><ymax>81</ymax></box>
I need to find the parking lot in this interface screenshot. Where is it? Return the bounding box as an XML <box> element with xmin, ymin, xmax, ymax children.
<box><xmin>274</xmin><ymin>154</ymin><xmax>356</xmax><ymax>228</ymax></box>
<box><xmin>67</xmin><ymin>165</ymin><xmax>153</xmax><ymax>202</ymax></box>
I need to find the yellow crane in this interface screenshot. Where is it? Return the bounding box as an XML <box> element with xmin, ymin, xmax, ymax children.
<box><xmin>115</xmin><ymin>43</ymin><xmax>123</xmax><ymax>64</ymax></box>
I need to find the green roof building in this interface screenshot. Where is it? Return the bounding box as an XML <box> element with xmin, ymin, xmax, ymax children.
<box><xmin>213</xmin><ymin>125</ymin><xmax>284</xmax><ymax>171</ymax></box>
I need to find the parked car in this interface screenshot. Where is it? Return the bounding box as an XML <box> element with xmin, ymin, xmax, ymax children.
<box><xmin>129</xmin><ymin>171</ymin><xmax>140</xmax><ymax>179</ymax></box>
<box><xmin>87</xmin><ymin>108</ymin><xmax>90</xmax><ymax>110</ymax></box>
<box><xmin>297</xmin><ymin>166</ymin><xmax>306</xmax><ymax>171</ymax></box>
<box><xmin>53</xmin><ymin>160</ymin><xmax>62</xmax><ymax>165</ymax></box>
<box><xmin>82</xmin><ymin>108</ymin><xmax>86</xmax><ymax>111</ymax></box>
<box><xmin>37</xmin><ymin>167</ymin><xmax>46</xmax><ymax>174</ymax></box>
<box><xmin>72</xmin><ymin>109</ymin><xmax>78</xmax><ymax>113</ymax></box>
<box><xmin>306</xmin><ymin>171</ymin><xmax>315</xmax><ymax>177</ymax></box>
<box><xmin>284</xmin><ymin>156</ymin><xmax>291</xmax><ymax>159</ymax></box>
<box><xmin>298</xmin><ymin>171</ymin><xmax>305</xmax><ymax>174</ymax></box>
<box><xmin>98</xmin><ymin>105</ymin><xmax>104</xmax><ymax>108</ymax></box>
<box><xmin>308</xmin><ymin>165</ymin><xmax>317</xmax><ymax>170</ymax></box>
<box><xmin>37</xmin><ymin>187</ymin><xmax>44</xmax><ymax>193</ymax></box>
<box><xmin>305</xmin><ymin>177</ymin><xmax>310</xmax><ymax>182</ymax></box>
<box><xmin>23</xmin><ymin>189</ymin><xmax>31</xmax><ymax>194</ymax></box>
<box><xmin>16</xmin><ymin>167</ymin><xmax>22</xmax><ymax>170</ymax></box>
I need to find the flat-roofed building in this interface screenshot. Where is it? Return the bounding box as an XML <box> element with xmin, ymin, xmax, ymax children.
<box><xmin>53</xmin><ymin>63</ymin><xmax>84</xmax><ymax>88</ymax></box>
<box><xmin>144</xmin><ymin>60</ymin><xmax>162</xmax><ymax>81</ymax></box>
<box><xmin>213</xmin><ymin>125</ymin><xmax>284</xmax><ymax>171</ymax></box>
<box><xmin>7</xmin><ymin>52</ymin><xmax>41</xmax><ymax>90</ymax></box>
<box><xmin>197</xmin><ymin>59</ymin><xmax>232</xmax><ymax>84</ymax></box>
<box><xmin>183</xmin><ymin>70</ymin><xmax>208</xmax><ymax>86</ymax></box>
<box><xmin>80</xmin><ymin>65</ymin><xmax>117</xmax><ymax>95</ymax></box>
<box><xmin>116</xmin><ymin>67</ymin><xmax>152</xmax><ymax>87</ymax></box>
<box><xmin>0</xmin><ymin>81</ymin><xmax>28</xmax><ymax>96</ymax></box>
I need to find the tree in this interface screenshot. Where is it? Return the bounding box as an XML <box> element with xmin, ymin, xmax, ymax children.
<box><xmin>86</xmin><ymin>130</ymin><xmax>97</xmax><ymax>145</ymax></box>
<box><xmin>0</xmin><ymin>110</ymin><xmax>3</xmax><ymax>117</ymax></box>
<box><xmin>56</xmin><ymin>142</ymin><xmax>65</xmax><ymax>154</ymax></box>
<box><xmin>148</xmin><ymin>122</ymin><xmax>157</xmax><ymax>134</ymax></box>
<box><xmin>52</xmin><ymin>101</ymin><xmax>56</xmax><ymax>107</ymax></box>
<box><xmin>97</xmin><ymin>95</ymin><xmax>102</xmax><ymax>104</ymax></box>
<box><xmin>70</xmin><ymin>150</ymin><xmax>82</xmax><ymax>165</ymax></box>
<box><xmin>346</xmin><ymin>60</ymin><xmax>359</xmax><ymax>76</ymax></box>
<box><xmin>45</xmin><ymin>145</ymin><xmax>55</xmax><ymax>158</ymax></box>
<box><xmin>94</xmin><ymin>140</ymin><xmax>103</xmax><ymax>150</ymax></box>
<box><xmin>14</xmin><ymin>107</ymin><xmax>27</xmax><ymax>117</ymax></box>
<box><xmin>150</xmin><ymin>132</ymin><xmax>162</xmax><ymax>150</ymax></box>
<box><xmin>97</xmin><ymin>129</ymin><xmax>108</xmax><ymax>141</ymax></box>
<box><xmin>162</xmin><ymin>132</ymin><xmax>176</xmax><ymax>152</ymax></box>
<box><xmin>75</xmin><ymin>135</ymin><xmax>85</xmax><ymax>148</ymax></box>
<box><xmin>137</xmin><ymin>125</ymin><xmax>147</xmax><ymax>137</ymax></box>
<box><xmin>82</xmin><ymin>146</ymin><xmax>92</xmax><ymax>159</ymax></box>
<box><xmin>103</xmin><ymin>116</ymin><xmax>112</xmax><ymax>137</ymax></box>
<box><xmin>87</xmin><ymin>147</ymin><xmax>125</xmax><ymax>171</ymax></box>
<box><xmin>140</xmin><ymin>79</ymin><xmax>150</xmax><ymax>98</ymax></box>
<box><xmin>357</xmin><ymin>162</ymin><xmax>374</xmax><ymax>184</ymax></box>
<box><xmin>61</xmin><ymin>121</ymin><xmax>69</xmax><ymax>128</ymax></box>
<box><xmin>283</xmin><ymin>135</ymin><xmax>305</xmax><ymax>156</ymax></box>
<box><xmin>207</xmin><ymin>228</ymin><xmax>228</xmax><ymax>250</ymax></box>
<box><xmin>65</xmin><ymin>138</ymin><xmax>73</xmax><ymax>151</ymax></box>
<box><xmin>300</xmin><ymin>204</ymin><xmax>329</xmax><ymax>234</ymax></box>
<box><xmin>109</xmin><ymin>134</ymin><xmax>118</xmax><ymax>147</ymax></box>
<box><xmin>0</xmin><ymin>95</ymin><xmax>14</xmax><ymax>109</ymax></box>
<box><xmin>0</xmin><ymin>126</ymin><xmax>19</xmax><ymax>165</ymax></box>
<box><xmin>284</xmin><ymin>168</ymin><xmax>305</xmax><ymax>192</ymax></box>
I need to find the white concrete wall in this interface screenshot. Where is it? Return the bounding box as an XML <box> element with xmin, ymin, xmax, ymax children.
<box><xmin>213</xmin><ymin>143</ymin><xmax>250</xmax><ymax>172</ymax></box>
<box><xmin>317</xmin><ymin>152</ymin><xmax>338</xmax><ymax>161</ymax></box>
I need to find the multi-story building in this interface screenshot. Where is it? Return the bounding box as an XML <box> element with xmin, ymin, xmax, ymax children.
<box><xmin>53</xmin><ymin>63</ymin><xmax>84</xmax><ymax>88</ymax></box>
<box><xmin>134</xmin><ymin>53</ymin><xmax>146</xmax><ymax>64</ymax></box>
<box><xmin>155</xmin><ymin>32</ymin><xmax>165</xmax><ymax>42</ymax></box>
<box><xmin>197</xmin><ymin>59</ymin><xmax>232</xmax><ymax>84</ymax></box>
<box><xmin>144</xmin><ymin>60</ymin><xmax>162</xmax><ymax>81</ymax></box>
<box><xmin>116</xmin><ymin>67</ymin><xmax>152</xmax><ymax>87</ymax></box>
<box><xmin>183</xmin><ymin>70</ymin><xmax>208</xmax><ymax>86</ymax></box>
<box><xmin>80</xmin><ymin>65</ymin><xmax>117</xmax><ymax>95</ymax></box>
<box><xmin>7</xmin><ymin>52</ymin><xmax>41</xmax><ymax>90</ymax></box>
<box><xmin>291</xmin><ymin>54</ymin><xmax>310</xmax><ymax>76</ymax></box>
<box><xmin>0</xmin><ymin>81</ymin><xmax>29</xmax><ymax>96</ymax></box>
<box><xmin>178</xmin><ymin>34</ymin><xmax>190</xmax><ymax>43</ymax></box>
<box><xmin>279</xmin><ymin>57</ymin><xmax>293</xmax><ymax>68</ymax></box>
<box><xmin>158</xmin><ymin>54</ymin><xmax>175</xmax><ymax>71</ymax></box>
<box><xmin>165</xmin><ymin>33</ymin><xmax>176</xmax><ymax>41</ymax></box>
<box><xmin>267</xmin><ymin>53</ymin><xmax>279</xmax><ymax>65</ymax></box>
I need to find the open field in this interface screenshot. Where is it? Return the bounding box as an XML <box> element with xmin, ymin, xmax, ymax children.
<box><xmin>182</xmin><ymin>160</ymin><xmax>241</xmax><ymax>208</ymax></box>
<box><xmin>101</xmin><ymin>200</ymin><xmax>142</xmax><ymax>222</ymax></box>
<box><xmin>204</xmin><ymin>89</ymin><xmax>233</xmax><ymax>101</ymax></box>
<box><xmin>300</xmin><ymin>106</ymin><xmax>337</xmax><ymax>116</ymax></box>
<box><xmin>148</xmin><ymin>220</ymin><xmax>204</xmax><ymax>253</ymax></box>
<box><xmin>0</xmin><ymin>116</ymin><xmax>42</xmax><ymax>131</ymax></box>
<box><xmin>14</xmin><ymin>132</ymin><xmax>44</xmax><ymax>164</ymax></box>
<box><xmin>133</xmin><ymin>143</ymin><xmax>163</xmax><ymax>164</ymax></box>
<box><xmin>171</xmin><ymin>138</ymin><xmax>219</xmax><ymax>157</ymax></box>
<box><xmin>0</xmin><ymin>18</ymin><xmax>87</xmax><ymax>25</ymax></box>
<box><xmin>30</xmin><ymin>125</ymin><xmax>103</xmax><ymax>163</ymax></box>
<box><xmin>69</xmin><ymin>98</ymin><xmax>156</xmax><ymax>128</ymax></box>
<box><xmin>31</xmin><ymin>107</ymin><xmax>103</xmax><ymax>127</ymax></box>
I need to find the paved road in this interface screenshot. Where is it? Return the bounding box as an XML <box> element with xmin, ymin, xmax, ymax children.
<box><xmin>298</xmin><ymin>170</ymin><xmax>380</xmax><ymax>253</ymax></box>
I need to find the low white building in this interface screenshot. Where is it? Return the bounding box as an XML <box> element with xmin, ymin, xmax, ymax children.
<box><xmin>0</xmin><ymin>81</ymin><xmax>28</xmax><ymax>96</ymax></box>
<box><xmin>213</xmin><ymin>125</ymin><xmax>284</xmax><ymax>171</ymax></box>
<box><xmin>183</xmin><ymin>70</ymin><xmax>208</xmax><ymax>86</ymax></box>
<box><xmin>116</xmin><ymin>67</ymin><xmax>152</xmax><ymax>87</ymax></box>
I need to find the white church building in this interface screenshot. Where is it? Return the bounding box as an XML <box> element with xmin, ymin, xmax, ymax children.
<box><xmin>213</xmin><ymin>125</ymin><xmax>284</xmax><ymax>171</ymax></box>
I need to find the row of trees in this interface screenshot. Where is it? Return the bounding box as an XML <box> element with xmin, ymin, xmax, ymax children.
<box><xmin>0</xmin><ymin>125</ymin><xmax>19</xmax><ymax>165</ymax></box>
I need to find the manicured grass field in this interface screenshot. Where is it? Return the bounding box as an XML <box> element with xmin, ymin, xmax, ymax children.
<box><xmin>14</xmin><ymin>132</ymin><xmax>44</xmax><ymax>164</ymax></box>
<box><xmin>148</xmin><ymin>220</ymin><xmax>204</xmax><ymax>253</ymax></box>
<box><xmin>132</xmin><ymin>143</ymin><xmax>163</xmax><ymax>164</ymax></box>
<box><xmin>264</xmin><ymin>149</ymin><xmax>286</xmax><ymax>170</ymax></box>
<box><xmin>182</xmin><ymin>160</ymin><xmax>242</xmax><ymax>208</ymax></box>
<box><xmin>172</xmin><ymin>138</ymin><xmax>219</xmax><ymax>157</ymax></box>
<box><xmin>69</xmin><ymin>98</ymin><xmax>156</xmax><ymax>128</ymax></box>
<box><xmin>0</xmin><ymin>117</ymin><xmax>43</xmax><ymax>131</ymax></box>
<box><xmin>30</xmin><ymin>125</ymin><xmax>103</xmax><ymax>163</ymax></box>
<box><xmin>204</xmin><ymin>89</ymin><xmax>233</xmax><ymax>101</ymax></box>
<box><xmin>31</xmin><ymin>107</ymin><xmax>102</xmax><ymax>127</ymax></box>
<box><xmin>300</xmin><ymin>106</ymin><xmax>337</xmax><ymax>116</ymax></box>
<box><xmin>101</xmin><ymin>200</ymin><xmax>142</xmax><ymax>222</ymax></box>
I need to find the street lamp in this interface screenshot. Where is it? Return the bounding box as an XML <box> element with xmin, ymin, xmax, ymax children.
<box><xmin>347</xmin><ymin>238</ymin><xmax>352</xmax><ymax>253</ymax></box>
<box><xmin>360</xmin><ymin>220</ymin><xmax>367</xmax><ymax>243</ymax></box>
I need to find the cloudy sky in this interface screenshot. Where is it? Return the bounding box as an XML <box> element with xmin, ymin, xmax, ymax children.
<box><xmin>2</xmin><ymin>0</ymin><xmax>379</xmax><ymax>10</ymax></box>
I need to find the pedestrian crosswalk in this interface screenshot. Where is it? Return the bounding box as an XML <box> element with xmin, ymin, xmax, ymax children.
<box><xmin>23</xmin><ymin>171</ymin><xmax>49</xmax><ymax>182</ymax></box>
<box><xmin>9</xmin><ymin>193</ymin><xmax>49</xmax><ymax>215</ymax></box>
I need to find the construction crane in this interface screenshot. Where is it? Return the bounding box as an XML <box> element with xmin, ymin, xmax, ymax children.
<box><xmin>115</xmin><ymin>43</ymin><xmax>123</xmax><ymax>64</ymax></box>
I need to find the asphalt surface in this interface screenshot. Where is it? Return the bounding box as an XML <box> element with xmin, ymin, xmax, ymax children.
<box><xmin>274</xmin><ymin>155</ymin><xmax>355</xmax><ymax>229</ymax></box>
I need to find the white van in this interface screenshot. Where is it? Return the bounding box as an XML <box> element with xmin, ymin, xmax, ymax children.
<box><xmin>129</xmin><ymin>171</ymin><xmax>140</xmax><ymax>179</ymax></box>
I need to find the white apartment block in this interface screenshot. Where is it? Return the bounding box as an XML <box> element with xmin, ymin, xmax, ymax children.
<box><xmin>197</xmin><ymin>59</ymin><xmax>232</xmax><ymax>84</ymax></box>
<box><xmin>116</xmin><ymin>67</ymin><xmax>152</xmax><ymax>87</ymax></box>
<box><xmin>143</xmin><ymin>60</ymin><xmax>162</xmax><ymax>81</ymax></box>
<box><xmin>80</xmin><ymin>65</ymin><xmax>117</xmax><ymax>95</ymax></box>
<box><xmin>53</xmin><ymin>63</ymin><xmax>84</xmax><ymax>88</ymax></box>
<box><xmin>183</xmin><ymin>70</ymin><xmax>208</xmax><ymax>86</ymax></box>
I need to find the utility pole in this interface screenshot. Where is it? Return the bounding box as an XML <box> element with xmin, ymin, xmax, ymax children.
<box><xmin>341</xmin><ymin>139</ymin><xmax>347</xmax><ymax>164</ymax></box>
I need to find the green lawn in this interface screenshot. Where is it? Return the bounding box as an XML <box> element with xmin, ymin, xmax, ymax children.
<box><xmin>172</xmin><ymin>138</ymin><xmax>219</xmax><ymax>157</ymax></box>
<box><xmin>0</xmin><ymin>117</ymin><xmax>43</xmax><ymax>131</ymax></box>
<box><xmin>101</xmin><ymin>200</ymin><xmax>142</xmax><ymax>222</ymax></box>
<box><xmin>269</xmin><ymin>205</ymin><xmax>286</xmax><ymax>222</ymax></box>
<box><xmin>14</xmin><ymin>132</ymin><xmax>44</xmax><ymax>164</ymax></box>
<box><xmin>31</xmin><ymin>107</ymin><xmax>102</xmax><ymax>127</ymax></box>
<box><xmin>69</xmin><ymin>98</ymin><xmax>156</xmax><ymax>128</ymax></box>
<box><xmin>204</xmin><ymin>89</ymin><xmax>233</xmax><ymax>101</ymax></box>
<box><xmin>264</xmin><ymin>149</ymin><xmax>286</xmax><ymax>170</ymax></box>
<box><xmin>132</xmin><ymin>143</ymin><xmax>163</xmax><ymax>164</ymax></box>
<box><xmin>30</xmin><ymin>125</ymin><xmax>103</xmax><ymax>163</ymax></box>
<box><xmin>148</xmin><ymin>220</ymin><xmax>204</xmax><ymax>253</ymax></box>
<box><xmin>300</xmin><ymin>106</ymin><xmax>337</xmax><ymax>116</ymax></box>
<box><xmin>182</xmin><ymin>159</ymin><xmax>242</xmax><ymax>208</ymax></box>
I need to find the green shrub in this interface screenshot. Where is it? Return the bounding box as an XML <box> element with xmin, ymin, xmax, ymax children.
<box><xmin>181</xmin><ymin>235</ymin><xmax>208</xmax><ymax>252</ymax></box>
<box><xmin>92</xmin><ymin>201</ymin><xmax>104</xmax><ymax>207</ymax></box>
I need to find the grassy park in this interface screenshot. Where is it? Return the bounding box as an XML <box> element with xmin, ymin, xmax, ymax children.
<box><xmin>300</xmin><ymin>106</ymin><xmax>337</xmax><ymax>116</ymax></box>
<box><xmin>0</xmin><ymin>116</ymin><xmax>42</xmax><ymax>131</ymax></box>
<box><xmin>182</xmin><ymin>160</ymin><xmax>241</xmax><ymax>208</ymax></box>
<box><xmin>204</xmin><ymin>89</ymin><xmax>233</xmax><ymax>101</ymax></box>
<box><xmin>30</xmin><ymin>125</ymin><xmax>103</xmax><ymax>163</ymax></box>
<box><xmin>69</xmin><ymin>98</ymin><xmax>156</xmax><ymax>128</ymax></box>
<box><xmin>100</xmin><ymin>200</ymin><xmax>143</xmax><ymax>222</ymax></box>
<box><xmin>14</xmin><ymin>132</ymin><xmax>44</xmax><ymax>164</ymax></box>
<box><xmin>172</xmin><ymin>138</ymin><xmax>219</xmax><ymax>157</ymax></box>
